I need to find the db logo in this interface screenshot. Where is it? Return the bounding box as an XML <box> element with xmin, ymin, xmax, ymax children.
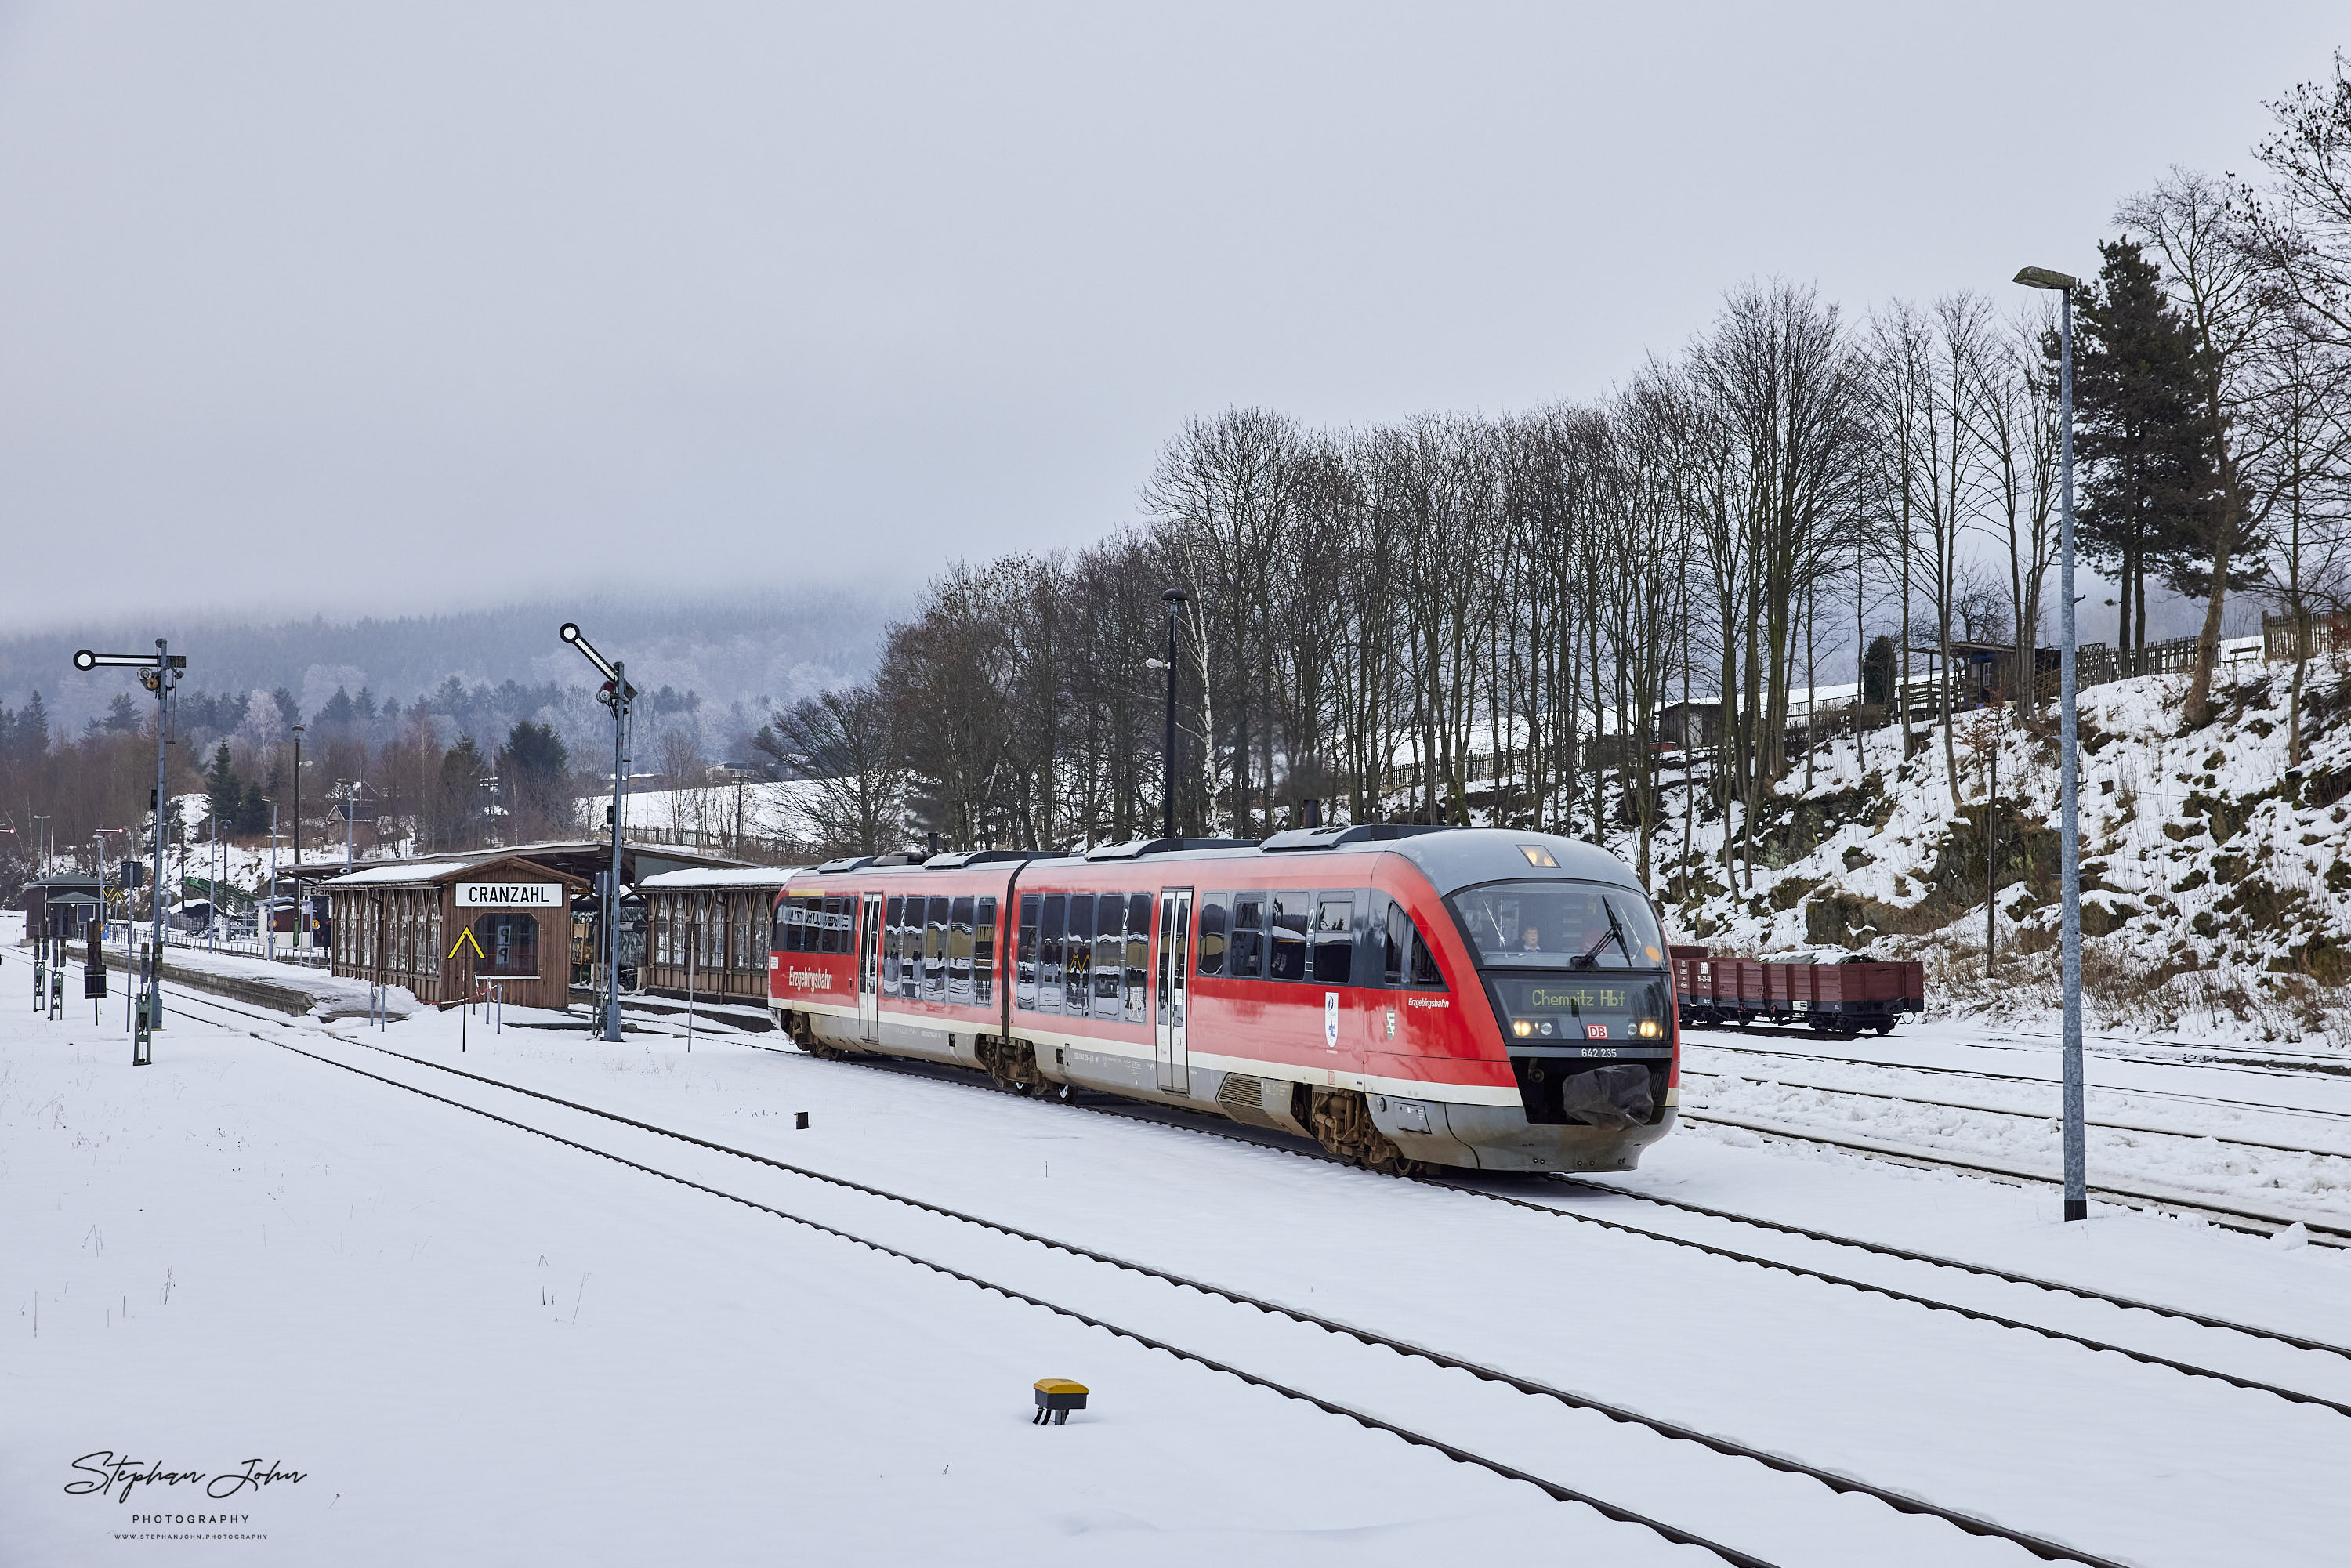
<box><xmin>1585</xmin><ymin>1023</ymin><xmax>1609</xmax><ymax>1040</ymax></box>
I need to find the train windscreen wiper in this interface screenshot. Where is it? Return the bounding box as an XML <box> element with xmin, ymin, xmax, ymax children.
<box><xmin>1570</xmin><ymin>897</ymin><xmax>1632</xmax><ymax>970</ymax></box>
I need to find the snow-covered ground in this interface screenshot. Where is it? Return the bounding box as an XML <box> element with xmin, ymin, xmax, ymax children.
<box><xmin>9</xmin><ymin>940</ymin><xmax>2351</xmax><ymax>1564</ymax></box>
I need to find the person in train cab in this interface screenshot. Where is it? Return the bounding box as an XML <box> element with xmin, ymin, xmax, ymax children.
<box><xmin>1520</xmin><ymin>923</ymin><xmax>1545</xmax><ymax>954</ymax></box>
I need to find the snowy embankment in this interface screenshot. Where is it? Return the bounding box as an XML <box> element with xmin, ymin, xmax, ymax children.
<box><xmin>1651</xmin><ymin>659</ymin><xmax>2351</xmax><ymax>1048</ymax></box>
<box><xmin>10</xmin><ymin>980</ymin><xmax>2351</xmax><ymax>1564</ymax></box>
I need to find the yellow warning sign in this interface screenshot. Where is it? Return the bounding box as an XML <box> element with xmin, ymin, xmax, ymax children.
<box><xmin>448</xmin><ymin>927</ymin><xmax>487</xmax><ymax>961</ymax></box>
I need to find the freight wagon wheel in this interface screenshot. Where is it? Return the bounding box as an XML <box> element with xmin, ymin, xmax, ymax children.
<box><xmin>1875</xmin><ymin>1021</ymin><xmax>1894</xmax><ymax>1036</ymax></box>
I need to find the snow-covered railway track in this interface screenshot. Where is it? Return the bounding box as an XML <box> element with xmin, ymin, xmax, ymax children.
<box><xmin>1672</xmin><ymin>1107</ymin><xmax>2351</xmax><ymax>1248</ymax></box>
<box><xmin>763</xmin><ymin>1036</ymin><xmax>2351</xmax><ymax>1382</ymax></box>
<box><xmin>1682</xmin><ymin>1066</ymin><xmax>2351</xmax><ymax>1157</ymax></box>
<box><xmin>135</xmin><ymin>978</ymin><xmax>2136</xmax><ymax>1567</ymax></box>
<box><xmin>1690</xmin><ymin>1038</ymin><xmax>2351</xmax><ymax>1126</ymax></box>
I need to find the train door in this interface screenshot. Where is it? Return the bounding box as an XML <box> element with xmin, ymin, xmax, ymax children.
<box><xmin>857</xmin><ymin>893</ymin><xmax>882</xmax><ymax>1043</ymax></box>
<box><xmin>1155</xmin><ymin>888</ymin><xmax>1193</xmax><ymax>1094</ymax></box>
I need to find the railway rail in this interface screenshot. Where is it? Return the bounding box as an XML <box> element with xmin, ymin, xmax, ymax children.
<box><xmin>1681</xmin><ymin>1066</ymin><xmax>2351</xmax><ymax>1159</ymax></box>
<box><xmin>107</xmin><ymin>969</ymin><xmax>2142</xmax><ymax>1567</ymax></box>
<box><xmin>1687</xmin><ymin>1037</ymin><xmax>2351</xmax><ymax>1128</ymax></box>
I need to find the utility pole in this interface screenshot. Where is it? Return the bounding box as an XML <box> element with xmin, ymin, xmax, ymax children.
<box><xmin>2015</xmin><ymin>263</ymin><xmax>2088</xmax><ymax>1222</ymax></box>
<box><xmin>561</xmin><ymin>622</ymin><xmax>636</xmax><ymax>1042</ymax></box>
<box><xmin>291</xmin><ymin>724</ymin><xmax>306</xmax><ymax>952</ymax></box>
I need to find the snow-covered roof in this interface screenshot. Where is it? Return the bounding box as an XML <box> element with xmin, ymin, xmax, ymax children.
<box><xmin>637</xmin><ymin>865</ymin><xmax>804</xmax><ymax>891</ymax></box>
<box><xmin>310</xmin><ymin>852</ymin><xmax>590</xmax><ymax>890</ymax></box>
<box><xmin>309</xmin><ymin>856</ymin><xmax>495</xmax><ymax>888</ymax></box>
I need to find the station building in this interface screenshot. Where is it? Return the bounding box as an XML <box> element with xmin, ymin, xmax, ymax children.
<box><xmin>310</xmin><ymin>838</ymin><xmax>763</xmax><ymax>1012</ymax></box>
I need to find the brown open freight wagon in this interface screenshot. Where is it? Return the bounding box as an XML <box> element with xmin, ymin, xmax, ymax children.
<box><xmin>1672</xmin><ymin>947</ymin><xmax>1924</xmax><ymax>1036</ymax></box>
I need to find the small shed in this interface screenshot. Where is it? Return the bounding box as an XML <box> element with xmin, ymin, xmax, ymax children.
<box><xmin>315</xmin><ymin>853</ymin><xmax>591</xmax><ymax>1011</ymax></box>
<box><xmin>636</xmin><ymin>865</ymin><xmax>801</xmax><ymax>1004</ymax></box>
<box><xmin>18</xmin><ymin>874</ymin><xmax>101</xmax><ymax>938</ymax></box>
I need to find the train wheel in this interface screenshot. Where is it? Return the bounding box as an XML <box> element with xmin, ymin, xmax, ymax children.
<box><xmin>1875</xmin><ymin>1021</ymin><xmax>1894</xmax><ymax>1036</ymax></box>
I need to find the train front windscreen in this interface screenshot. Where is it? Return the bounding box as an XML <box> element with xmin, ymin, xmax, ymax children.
<box><xmin>1448</xmin><ymin>879</ymin><xmax>1673</xmax><ymax>1124</ymax></box>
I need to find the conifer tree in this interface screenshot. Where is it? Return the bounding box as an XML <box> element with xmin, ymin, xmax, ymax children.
<box><xmin>2072</xmin><ymin>239</ymin><xmax>2219</xmax><ymax>652</ymax></box>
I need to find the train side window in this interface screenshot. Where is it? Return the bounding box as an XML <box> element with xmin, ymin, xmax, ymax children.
<box><xmin>975</xmin><ymin>896</ymin><xmax>998</xmax><ymax>1005</ymax></box>
<box><xmin>882</xmin><ymin>895</ymin><xmax>904</xmax><ymax>988</ymax></box>
<box><xmin>922</xmin><ymin>896</ymin><xmax>948</xmax><ymax>996</ymax></box>
<box><xmin>1268</xmin><ymin>891</ymin><xmax>1310</xmax><ymax>981</ymax></box>
<box><xmin>947</xmin><ymin>895</ymin><xmax>976</xmax><ymax>1000</ymax></box>
<box><xmin>779</xmin><ymin>896</ymin><xmax>800</xmax><ymax>954</ymax></box>
<box><xmin>1410</xmin><ymin>922</ymin><xmax>1447</xmax><ymax>988</ymax></box>
<box><xmin>1016</xmin><ymin>893</ymin><xmax>1038</xmax><ymax>1009</ymax></box>
<box><xmin>1064</xmin><ymin>895</ymin><xmax>1094</xmax><ymax>1016</ymax></box>
<box><xmin>1038</xmin><ymin>893</ymin><xmax>1066</xmax><ymax>1009</ymax></box>
<box><xmin>1194</xmin><ymin>894</ymin><xmax>1229</xmax><ymax>976</ymax></box>
<box><xmin>812</xmin><ymin>896</ymin><xmax>832</xmax><ymax>956</ymax></box>
<box><xmin>1313</xmin><ymin>896</ymin><xmax>1354</xmax><ymax>983</ymax></box>
<box><xmin>1123</xmin><ymin>892</ymin><xmax>1152</xmax><ymax>1022</ymax></box>
<box><xmin>1093</xmin><ymin>900</ymin><xmax>1122</xmax><ymax>1018</ymax></box>
<box><xmin>897</xmin><ymin>900</ymin><xmax>919</xmax><ymax>998</ymax></box>
<box><xmin>1229</xmin><ymin>893</ymin><xmax>1264</xmax><ymax>980</ymax></box>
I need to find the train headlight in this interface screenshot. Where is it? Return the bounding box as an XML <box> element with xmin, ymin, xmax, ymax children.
<box><xmin>1636</xmin><ymin>1019</ymin><xmax>1663</xmax><ymax>1040</ymax></box>
<box><xmin>1538</xmin><ymin>1019</ymin><xmax>1554</xmax><ymax>1037</ymax></box>
<box><xmin>1512</xmin><ymin>1019</ymin><xmax>1533</xmax><ymax>1037</ymax></box>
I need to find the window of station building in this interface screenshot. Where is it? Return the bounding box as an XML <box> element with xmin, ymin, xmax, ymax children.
<box><xmin>882</xmin><ymin>896</ymin><xmax>904</xmax><ymax>990</ymax></box>
<box><xmin>1037</xmin><ymin>893</ymin><xmax>1067</xmax><ymax>1010</ymax></box>
<box><xmin>1269</xmin><ymin>891</ymin><xmax>1312</xmax><ymax>981</ymax></box>
<box><xmin>923</xmin><ymin>896</ymin><xmax>949</xmax><ymax>997</ymax></box>
<box><xmin>1194</xmin><ymin>894</ymin><xmax>1230</xmax><ymax>976</ymax></box>
<box><xmin>1016</xmin><ymin>893</ymin><xmax>1040</xmax><ymax>1009</ymax></box>
<box><xmin>469</xmin><ymin>911</ymin><xmax>539</xmax><ymax>978</ymax></box>
<box><xmin>1228</xmin><ymin>893</ymin><xmax>1265</xmax><ymax>980</ymax></box>
<box><xmin>974</xmin><ymin>896</ymin><xmax>998</xmax><ymax>1005</ymax></box>
<box><xmin>947</xmin><ymin>896</ymin><xmax>976</xmax><ymax>1000</ymax></box>
<box><xmin>1092</xmin><ymin>900</ymin><xmax>1123</xmax><ymax>1018</ymax></box>
<box><xmin>1313</xmin><ymin>896</ymin><xmax>1355</xmax><ymax>983</ymax></box>
<box><xmin>1063</xmin><ymin>894</ymin><xmax>1093</xmax><ymax>1015</ymax></box>
<box><xmin>1123</xmin><ymin>892</ymin><xmax>1152</xmax><ymax>1021</ymax></box>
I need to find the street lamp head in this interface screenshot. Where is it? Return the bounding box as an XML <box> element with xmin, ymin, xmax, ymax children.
<box><xmin>1162</xmin><ymin>588</ymin><xmax>1189</xmax><ymax>606</ymax></box>
<box><xmin>1144</xmin><ymin>658</ymin><xmax>1169</xmax><ymax>671</ymax></box>
<box><xmin>2012</xmin><ymin>266</ymin><xmax>2079</xmax><ymax>292</ymax></box>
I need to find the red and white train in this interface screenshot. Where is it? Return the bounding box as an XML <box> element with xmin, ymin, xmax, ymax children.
<box><xmin>766</xmin><ymin>824</ymin><xmax>1679</xmax><ymax>1174</ymax></box>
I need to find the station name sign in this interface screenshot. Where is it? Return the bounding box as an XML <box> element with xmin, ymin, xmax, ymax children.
<box><xmin>455</xmin><ymin>882</ymin><xmax>567</xmax><ymax>909</ymax></box>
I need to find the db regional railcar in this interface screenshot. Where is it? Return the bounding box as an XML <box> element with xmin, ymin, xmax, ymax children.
<box><xmin>767</xmin><ymin>824</ymin><xmax>1680</xmax><ymax>1174</ymax></box>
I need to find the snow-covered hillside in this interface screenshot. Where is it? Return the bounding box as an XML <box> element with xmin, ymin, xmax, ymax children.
<box><xmin>1656</xmin><ymin>659</ymin><xmax>2351</xmax><ymax>1048</ymax></box>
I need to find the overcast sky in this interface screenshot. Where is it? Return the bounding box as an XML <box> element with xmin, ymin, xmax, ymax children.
<box><xmin>2</xmin><ymin>2</ymin><xmax>2342</xmax><ymax>638</ymax></box>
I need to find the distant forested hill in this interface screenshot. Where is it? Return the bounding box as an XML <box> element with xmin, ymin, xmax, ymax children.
<box><xmin>0</xmin><ymin>586</ymin><xmax>899</xmax><ymax>744</ymax></box>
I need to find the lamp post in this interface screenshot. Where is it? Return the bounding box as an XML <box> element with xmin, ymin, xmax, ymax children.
<box><xmin>291</xmin><ymin>725</ymin><xmax>305</xmax><ymax>951</ymax></box>
<box><xmin>1156</xmin><ymin>588</ymin><xmax>1188</xmax><ymax>837</ymax></box>
<box><xmin>73</xmin><ymin>640</ymin><xmax>186</xmax><ymax>1050</ymax></box>
<box><xmin>2013</xmin><ymin>263</ymin><xmax>2087</xmax><ymax>1223</ymax></box>
<box><xmin>560</xmin><ymin>622</ymin><xmax>636</xmax><ymax>1043</ymax></box>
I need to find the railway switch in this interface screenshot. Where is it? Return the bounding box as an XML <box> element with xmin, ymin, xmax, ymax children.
<box><xmin>1032</xmin><ymin>1378</ymin><xmax>1088</xmax><ymax>1425</ymax></box>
